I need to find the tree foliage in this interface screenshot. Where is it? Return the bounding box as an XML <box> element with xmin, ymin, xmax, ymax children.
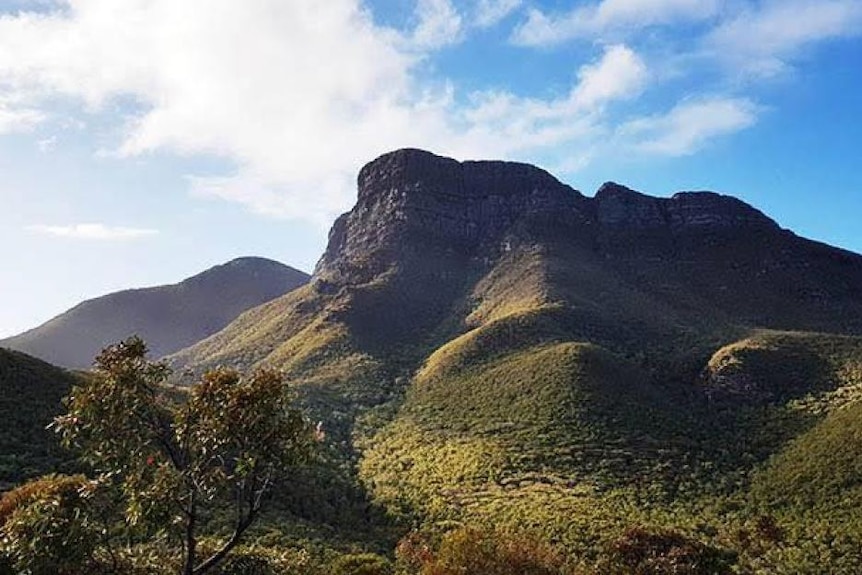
<box><xmin>598</xmin><ymin>526</ymin><xmax>736</xmax><ymax>575</ymax></box>
<box><xmin>0</xmin><ymin>474</ymin><xmax>102</xmax><ymax>575</ymax></box>
<box><xmin>45</xmin><ymin>336</ymin><xmax>317</xmax><ymax>575</ymax></box>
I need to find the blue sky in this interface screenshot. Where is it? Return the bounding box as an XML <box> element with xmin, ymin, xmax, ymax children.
<box><xmin>0</xmin><ymin>0</ymin><xmax>860</xmax><ymax>337</ymax></box>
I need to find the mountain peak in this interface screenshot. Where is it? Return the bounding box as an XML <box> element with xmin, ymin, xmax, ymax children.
<box><xmin>0</xmin><ymin>258</ymin><xmax>310</xmax><ymax>368</ymax></box>
<box><xmin>594</xmin><ymin>182</ymin><xmax>778</xmax><ymax>231</ymax></box>
<box><xmin>666</xmin><ymin>191</ymin><xmax>778</xmax><ymax>231</ymax></box>
<box><xmin>317</xmin><ymin>150</ymin><xmax>788</xmax><ymax>283</ymax></box>
<box><xmin>356</xmin><ymin>148</ymin><xmax>572</xmax><ymax>204</ymax></box>
<box><xmin>316</xmin><ymin>149</ymin><xmax>586</xmax><ymax>280</ymax></box>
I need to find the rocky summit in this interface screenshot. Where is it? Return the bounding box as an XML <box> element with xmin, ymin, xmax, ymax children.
<box><xmin>317</xmin><ymin>148</ymin><xmax>782</xmax><ymax>279</ymax></box>
<box><xmin>311</xmin><ymin>149</ymin><xmax>862</xmax><ymax>332</ymax></box>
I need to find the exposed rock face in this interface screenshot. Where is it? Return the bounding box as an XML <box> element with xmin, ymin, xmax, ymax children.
<box><xmin>666</xmin><ymin>192</ymin><xmax>778</xmax><ymax>231</ymax></box>
<box><xmin>316</xmin><ymin>149</ymin><xmax>594</xmax><ymax>281</ymax></box>
<box><xmin>594</xmin><ymin>182</ymin><xmax>778</xmax><ymax>232</ymax></box>
<box><xmin>315</xmin><ymin>149</ymin><xmax>781</xmax><ymax>281</ymax></box>
<box><xmin>595</xmin><ymin>182</ymin><xmax>666</xmax><ymax>229</ymax></box>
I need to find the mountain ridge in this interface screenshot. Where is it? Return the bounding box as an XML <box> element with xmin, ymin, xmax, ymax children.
<box><xmin>317</xmin><ymin>148</ymin><xmax>785</xmax><ymax>282</ymax></box>
<box><xmin>174</xmin><ymin>148</ymin><xmax>862</xmax><ymax>418</ymax></box>
<box><xmin>1</xmin><ymin>256</ymin><xmax>310</xmax><ymax>368</ymax></box>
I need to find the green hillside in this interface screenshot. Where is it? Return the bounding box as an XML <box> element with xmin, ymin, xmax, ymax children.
<box><xmin>0</xmin><ymin>348</ymin><xmax>80</xmax><ymax>488</ymax></box>
<box><xmin>170</xmin><ymin>243</ymin><xmax>862</xmax><ymax>571</ymax></box>
<box><xmin>164</xmin><ymin>151</ymin><xmax>862</xmax><ymax>572</ymax></box>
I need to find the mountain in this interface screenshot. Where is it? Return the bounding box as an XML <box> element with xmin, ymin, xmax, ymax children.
<box><xmin>177</xmin><ymin>149</ymin><xmax>862</xmax><ymax>377</ymax></box>
<box><xmin>169</xmin><ymin>149</ymin><xmax>862</xmax><ymax>571</ymax></box>
<box><xmin>1</xmin><ymin>257</ymin><xmax>310</xmax><ymax>369</ymax></box>
<box><xmin>0</xmin><ymin>348</ymin><xmax>80</xmax><ymax>488</ymax></box>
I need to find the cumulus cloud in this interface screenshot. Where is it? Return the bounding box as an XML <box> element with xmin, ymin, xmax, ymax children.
<box><xmin>705</xmin><ymin>0</ymin><xmax>862</xmax><ymax>77</ymax></box>
<box><xmin>571</xmin><ymin>45</ymin><xmax>648</xmax><ymax>109</ymax></box>
<box><xmin>619</xmin><ymin>97</ymin><xmax>759</xmax><ymax>156</ymax></box>
<box><xmin>27</xmin><ymin>223</ymin><xmax>159</xmax><ymax>240</ymax></box>
<box><xmin>0</xmin><ymin>1</ymin><xmax>773</xmax><ymax>224</ymax></box>
<box><xmin>0</xmin><ymin>0</ymin><xmax>427</xmax><ymax>220</ymax></box>
<box><xmin>512</xmin><ymin>0</ymin><xmax>719</xmax><ymax>46</ymax></box>
<box><xmin>474</xmin><ymin>0</ymin><xmax>522</xmax><ymax>28</ymax></box>
<box><xmin>410</xmin><ymin>0</ymin><xmax>464</xmax><ymax>49</ymax></box>
<box><xmin>0</xmin><ymin>98</ymin><xmax>44</xmax><ymax>134</ymax></box>
<box><xmin>449</xmin><ymin>44</ymin><xmax>648</xmax><ymax>163</ymax></box>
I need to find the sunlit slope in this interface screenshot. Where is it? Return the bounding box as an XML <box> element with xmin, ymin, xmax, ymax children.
<box><xmin>703</xmin><ymin>330</ymin><xmax>862</xmax><ymax>406</ymax></box>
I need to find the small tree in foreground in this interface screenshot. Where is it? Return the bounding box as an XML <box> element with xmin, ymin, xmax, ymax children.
<box><xmin>49</xmin><ymin>336</ymin><xmax>317</xmax><ymax>575</ymax></box>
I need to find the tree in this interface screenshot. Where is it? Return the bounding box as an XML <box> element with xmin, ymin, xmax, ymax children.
<box><xmin>50</xmin><ymin>336</ymin><xmax>317</xmax><ymax>575</ymax></box>
<box><xmin>599</xmin><ymin>526</ymin><xmax>736</xmax><ymax>575</ymax></box>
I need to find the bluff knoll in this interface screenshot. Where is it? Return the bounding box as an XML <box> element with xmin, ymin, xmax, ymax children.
<box><xmin>318</xmin><ymin>148</ymin><xmax>779</xmax><ymax>283</ymax></box>
<box><xmin>13</xmin><ymin>148</ymin><xmax>862</xmax><ymax>571</ymax></box>
<box><xmin>177</xmin><ymin>147</ymin><xmax>862</xmax><ymax>419</ymax></box>
<box><xmin>168</xmin><ymin>150</ymin><xmax>862</xmax><ymax>571</ymax></box>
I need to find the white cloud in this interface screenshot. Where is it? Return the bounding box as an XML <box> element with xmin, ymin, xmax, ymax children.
<box><xmin>705</xmin><ymin>0</ymin><xmax>862</xmax><ymax>77</ymax></box>
<box><xmin>512</xmin><ymin>0</ymin><xmax>719</xmax><ymax>46</ymax></box>
<box><xmin>0</xmin><ymin>0</ymin><xmax>428</xmax><ymax>221</ymax></box>
<box><xmin>0</xmin><ymin>98</ymin><xmax>44</xmax><ymax>134</ymax></box>
<box><xmin>411</xmin><ymin>0</ymin><xmax>463</xmax><ymax>49</ymax></box>
<box><xmin>27</xmin><ymin>223</ymin><xmax>159</xmax><ymax>240</ymax></box>
<box><xmin>0</xmin><ymin>2</ymin><xmax>774</xmax><ymax>223</ymax></box>
<box><xmin>571</xmin><ymin>44</ymin><xmax>648</xmax><ymax>109</ymax></box>
<box><xmin>619</xmin><ymin>97</ymin><xmax>759</xmax><ymax>156</ymax></box>
<box><xmin>453</xmin><ymin>45</ymin><xmax>648</xmax><ymax>158</ymax></box>
<box><xmin>475</xmin><ymin>0</ymin><xmax>522</xmax><ymax>28</ymax></box>
<box><xmin>37</xmin><ymin>134</ymin><xmax>57</xmax><ymax>152</ymax></box>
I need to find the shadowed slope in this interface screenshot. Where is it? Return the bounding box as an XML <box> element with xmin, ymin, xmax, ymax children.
<box><xmin>0</xmin><ymin>349</ymin><xmax>80</xmax><ymax>486</ymax></box>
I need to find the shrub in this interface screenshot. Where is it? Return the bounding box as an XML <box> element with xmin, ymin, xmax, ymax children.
<box><xmin>0</xmin><ymin>474</ymin><xmax>101</xmax><ymax>575</ymax></box>
<box><xmin>330</xmin><ymin>552</ymin><xmax>393</xmax><ymax>575</ymax></box>
<box><xmin>397</xmin><ymin>526</ymin><xmax>569</xmax><ymax>575</ymax></box>
<box><xmin>599</xmin><ymin>526</ymin><xmax>735</xmax><ymax>575</ymax></box>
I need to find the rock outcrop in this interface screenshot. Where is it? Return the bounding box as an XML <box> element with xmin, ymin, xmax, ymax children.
<box><xmin>315</xmin><ymin>149</ymin><xmax>781</xmax><ymax>281</ymax></box>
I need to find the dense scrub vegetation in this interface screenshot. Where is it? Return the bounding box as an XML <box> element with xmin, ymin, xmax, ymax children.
<box><xmin>5</xmin><ymin>214</ymin><xmax>862</xmax><ymax>574</ymax></box>
<box><xmin>0</xmin><ymin>349</ymin><xmax>80</xmax><ymax>488</ymax></box>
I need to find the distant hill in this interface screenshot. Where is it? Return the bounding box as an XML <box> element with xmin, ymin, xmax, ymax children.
<box><xmin>170</xmin><ymin>149</ymin><xmax>862</xmax><ymax>570</ymax></box>
<box><xmin>0</xmin><ymin>348</ymin><xmax>80</xmax><ymax>487</ymax></box>
<box><xmin>1</xmin><ymin>257</ymin><xmax>309</xmax><ymax>368</ymax></box>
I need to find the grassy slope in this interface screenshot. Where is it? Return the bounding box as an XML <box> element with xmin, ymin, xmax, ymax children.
<box><xmin>355</xmin><ymin>246</ymin><xmax>862</xmax><ymax>572</ymax></box>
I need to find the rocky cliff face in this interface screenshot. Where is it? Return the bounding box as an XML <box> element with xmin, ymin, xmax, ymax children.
<box><xmin>315</xmin><ymin>149</ymin><xmax>781</xmax><ymax>282</ymax></box>
<box><xmin>315</xmin><ymin>149</ymin><xmax>594</xmax><ymax>280</ymax></box>
<box><xmin>594</xmin><ymin>182</ymin><xmax>777</xmax><ymax>231</ymax></box>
